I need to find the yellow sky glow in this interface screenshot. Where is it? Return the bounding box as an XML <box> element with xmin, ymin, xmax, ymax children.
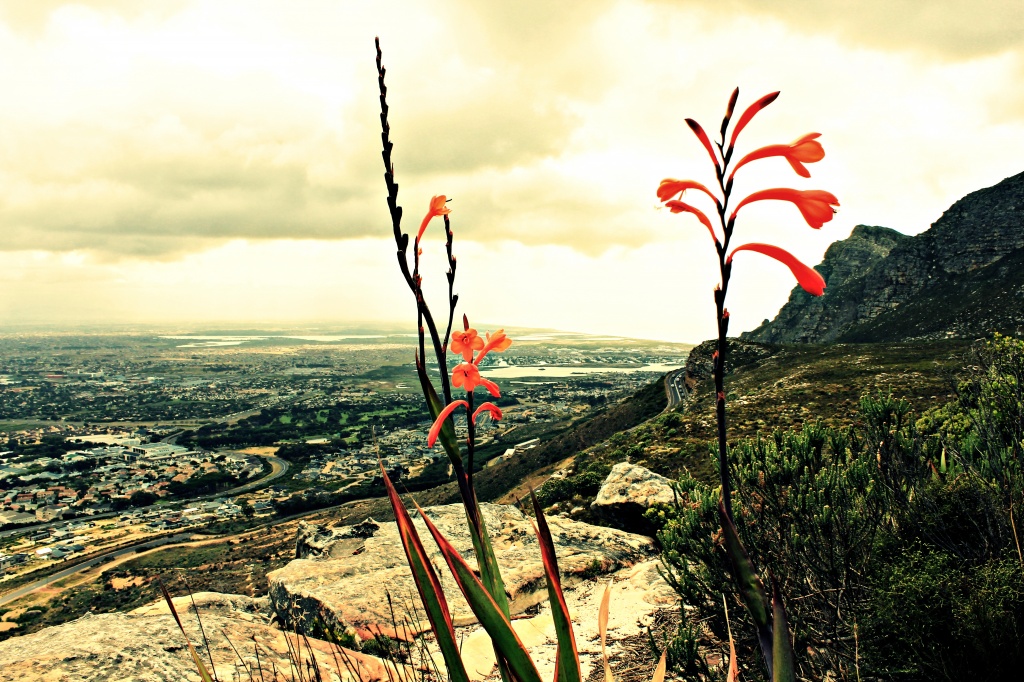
<box><xmin>1</xmin><ymin>1</ymin><xmax>1022</xmax><ymax>342</ymax></box>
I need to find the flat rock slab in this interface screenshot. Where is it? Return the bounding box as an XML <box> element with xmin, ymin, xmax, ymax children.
<box><xmin>268</xmin><ymin>503</ymin><xmax>658</xmax><ymax>637</ymax></box>
<box><xmin>0</xmin><ymin>593</ymin><xmax>389</xmax><ymax>682</ymax></box>
<box><xmin>453</xmin><ymin>558</ymin><xmax>677</xmax><ymax>681</ymax></box>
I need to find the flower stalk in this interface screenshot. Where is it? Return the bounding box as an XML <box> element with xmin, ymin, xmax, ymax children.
<box><xmin>660</xmin><ymin>88</ymin><xmax>837</xmax><ymax>679</ymax></box>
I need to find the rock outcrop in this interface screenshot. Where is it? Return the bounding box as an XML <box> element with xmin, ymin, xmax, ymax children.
<box><xmin>268</xmin><ymin>503</ymin><xmax>658</xmax><ymax>638</ymax></box>
<box><xmin>591</xmin><ymin>462</ymin><xmax>676</xmax><ymax>533</ymax></box>
<box><xmin>0</xmin><ymin>593</ymin><xmax>389</xmax><ymax>682</ymax></box>
<box><xmin>743</xmin><ymin>171</ymin><xmax>1024</xmax><ymax>343</ymax></box>
<box><xmin>0</xmin><ymin>504</ymin><xmax>678</xmax><ymax>682</ymax></box>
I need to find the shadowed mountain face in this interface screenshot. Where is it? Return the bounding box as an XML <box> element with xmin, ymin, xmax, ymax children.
<box><xmin>743</xmin><ymin>170</ymin><xmax>1024</xmax><ymax>343</ymax></box>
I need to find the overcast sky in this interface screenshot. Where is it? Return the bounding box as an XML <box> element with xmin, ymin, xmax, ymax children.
<box><xmin>1</xmin><ymin>0</ymin><xmax>1022</xmax><ymax>342</ymax></box>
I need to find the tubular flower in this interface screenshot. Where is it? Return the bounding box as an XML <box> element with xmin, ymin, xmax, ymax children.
<box><xmin>657</xmin><ymin>179</ymin><xmax>721</xmax><ymax>208</ymax></box>
<box><xmin>664</xmin><ymin>200</ymin><xmax>719</xmax><ymax>245</ymax></box>
<box><xmin>451</xmin><ymin>328</ymin><xmax>484</xmax><ymax>361</ymax></box>
<box><xmin>685</xmin><ymin>118</ymin><xmax>721</xmax><ymax>173</ymax></box>
<box><xmin>427</xmin><ymin>399</ymin><xmax>468</xmax><ymax>448</ymax></box>
<box><xmin>472</xmin><ymin>402</ymin><xmax>502</xmax><ymax>424</ymax></box>
<box><xmin>427</xmin><ymin>400</ymin><xmax>503</xmax><ymax>448</ymax></box>
<box><xmin>473</xmin><ymin>329</ymin><xmax>513</xmax><ymax>366</ymax></box>
<box><xmin>727</xmin><ymin>91</ymin><xmax>780</xmax><ymax>151</ymax></box>
<box><xmin>730</xmin><ymin>133</ymin><xmax>825</xmax><ymax>180</ymax></box>
<box><xmin>730</xmin><ymin>188</ymin><xmax>839</xmax><ymax>229</ymax></box>
<box><xmin>452</xmin><ymin>362</ymin><xmax>501</xmax><ymax>397</ymax></box>
<box><xmin>416</xmin><ymin>195</ymin><xmax>451</xmax><ymax>243</ymax></box>
<box><xmin>727</xmin><ymin>243</ymin><xmax>826</xmax><ymax>296</ymax></box>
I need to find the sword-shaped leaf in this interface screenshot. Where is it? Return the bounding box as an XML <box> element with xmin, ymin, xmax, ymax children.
<box><xmin>719</xmin><ymin>497</ymin><xmax>774</xmax><ymax>678</ymax></box>
<box><xmin>771</xmin><ymin>575</ymin><xmax>796</xmax><ymax>682</ymax></box>
<box><xmin>651</xmin><ymin>648</ymin><xmax>667</xmax><ymax>682</ymax></box>
<box><xmin>724</xmin><ymin>595</ymin><xmax>740</xmax><ymax>682</ymax></box>
<box><xmin>159</xmin><ymin>580</ymin><xmax>216</xmax><ymax>682</ymax></box>
<box><xmin>531</xmin><ymin>491</ymin><xmax>582</xmax><ymax>682</ymax></box>
<box><xmin>380</xmin><ymin>465</ymin><xmax>471</xmax><ymax>682</ymax></box>
<box><xmin>414</xmin><ymin>500</ymin><xmax>544</xmax><ymax>682</ymax></box>
<box><xmin>599</xmin><ymin>584</ymin><xmax>613</xmax><ymax>682</ymax></box>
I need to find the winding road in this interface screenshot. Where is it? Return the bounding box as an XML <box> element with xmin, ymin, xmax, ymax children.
<box><xmin>664</xmin><ymin>367</ymin><xmax>688</xmax><ymax>409</ymax></box>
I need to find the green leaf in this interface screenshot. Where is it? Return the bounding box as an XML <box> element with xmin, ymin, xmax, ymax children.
<box><xmin>380</xmin><ymin>465</ymin><xmax>471</xmax><ymax>682</ymax></box>
<box><xmin>771</xmin><ymin>575</ymin><xmax>796</xmax><ymax>682</ymax></box>
<box><xmin>532</xmin><ymin>491</ymin><xmax>582</xmax><ymax>682</ymax></box>
<box><xmin>719</xmin><ymin>497</ymin><xmax>774</xmax><ymax>678</ymax></box>
<box><xmin>416</xmin><ymin>351</ymin><xmax>462</xmax><ymax>466</ymax></box>
<box><xmin>415</xmin><ymin>500</ymin><xmax>544</xmax><ymax>682</ymax></box>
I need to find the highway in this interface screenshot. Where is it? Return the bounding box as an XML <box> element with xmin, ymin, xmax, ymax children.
<box><xmin>664</xmin><ymin>367</ymin><xmax>688</xmax><ymax>409</ymax></box>
<box><xmin>0</xmin><ymin>532</ymin><xmax>199</xmax><ymax>607</ymax></box>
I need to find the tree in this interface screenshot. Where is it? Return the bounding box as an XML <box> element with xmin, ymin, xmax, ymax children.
<box><xmin>129</xmin><ymin>491</ymin><xmax>158</xmax><ymax>507</ymax></box>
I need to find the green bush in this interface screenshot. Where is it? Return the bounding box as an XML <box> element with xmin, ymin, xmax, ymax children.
<box><xmin>864</xmin><ymin>547</ymin><xmax>1024</xmax><ymax>679</ymax></box>
<box><xmin>535</xmin><ymin>462</ymin><xmax>612</xmax><ymax>507</ymax></box>
<box><xmin>657</xmin><ymin>349</ymin><xmax>1024</xmax><ymax>682</ymax></box>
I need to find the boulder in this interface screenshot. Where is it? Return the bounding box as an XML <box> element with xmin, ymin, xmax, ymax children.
<box><xmin>591</xmin><ymin>463</ymin><xmax>676</xmax><ymax>534</ymax></box>
<box><xmin>268</xmin><ymin>502</ymin><xmax>658</xmax><ymax>640</ymax></box>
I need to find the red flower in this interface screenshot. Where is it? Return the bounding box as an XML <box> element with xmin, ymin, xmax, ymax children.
<box><xmin>684</xmin><ymin>118</ymin><xmax>721</xmax><ymax>173</ymax></box>
<box><xmin>416</xmin><ymin>195</ymin><xmax>451</xmax><ymax>243</ymax></box>
<box><xmin>427</xmin><ymin>400</ymin><xmax>503</xmax><ymax>448</ymax></box>
<box><xmin>727</xmin><ymin>243</ymin><xmax>826</xmax><ymax>296</ymax></box>
<box><xmin>728</xmin><ymin>91</ymin><xmax>780</xmax><ymax>151</ymax></box>
<box><xmin>664</xmin><ymin>200</ymin><xmax>719</xmax><ymax>245</ymax></box>
<box><xmin>472</xmin><ymin>402</ymin><xmax>502</xmax><ymax>424</ymax></box>
<box><xmin>452</xmin><ymin>362</ymin><xmax>500</xmax><ymax>397</ymax></box>
<box><xmin>427</xmin><ymin>399</ymin><xmax>468</xmax><ymax>448</ymax></box>
<box><xmin>451</xmin><ymin>328</ymin><xmax>484</xmax><ymax>362</ymax></box>
<box><xmin>730</xmin><ymin>133</ymin><xmax>825</xmax><ymax>179</ymax></box>
<box><xmin>730</xmin><ymin>188</ymin><xmax>839</xmax><ymax>229</ymax></box>
<box><xmin>474</xmin><ymin>329</ymin><xmax>512</xmax><ymax>366</ymax></box>
<box><xmin>657</xmin><ymin>179</ymin><xmax>721</xmax><ymax>208</ymax></box>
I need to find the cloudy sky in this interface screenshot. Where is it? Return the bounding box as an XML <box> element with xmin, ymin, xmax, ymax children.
<box><xmin>1</xmin><ymin>0</ymin><xmax>1022</xmax><ymax>342</ymax></box>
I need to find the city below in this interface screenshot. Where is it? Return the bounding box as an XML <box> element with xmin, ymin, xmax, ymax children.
<box><xmin>0</xmin><ymin>325</ymin><xmax>690</xmax><ymax>619</ymax></box>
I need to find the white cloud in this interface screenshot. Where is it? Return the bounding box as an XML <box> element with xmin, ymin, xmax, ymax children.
<box><xmin>0</xmin><ymin>0</ymin><xmax>1022</xmax><ymax>340</ymax></box>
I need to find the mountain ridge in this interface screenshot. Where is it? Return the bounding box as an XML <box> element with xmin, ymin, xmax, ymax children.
<box><xmin>743</xmin><ymin>170</ymin><xmax>1024</xmax><ymax>343</ymax></box>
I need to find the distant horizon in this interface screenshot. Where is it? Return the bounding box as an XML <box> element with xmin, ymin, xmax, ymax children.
<box><xmin>0</xmin><ymin>320</ymin><xmax>699</xmax><ymax>346</ymax></box>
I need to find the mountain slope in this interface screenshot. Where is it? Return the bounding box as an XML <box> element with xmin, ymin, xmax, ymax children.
<box><xmin>744</xmin><ymin>171</ymin><xmax>1024</xmax><ymax>343</ymax></box>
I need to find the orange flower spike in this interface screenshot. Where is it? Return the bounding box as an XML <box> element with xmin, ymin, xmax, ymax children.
<box><xmin>416</xmin><ymin>195</ymin><xmax>451</xmax><ymax>243</ymax></box>
<box><xmin>473</xmin><ymin>329</ymin><xmax>513</xmax><ymax>366</ymax></box>
<box><xmin>730</xmin><ymin>188</ymin><xmax>839</xmax><ymax>229</ymax></box>
<box><xmin>450</xmin><ymin>328</ymin><xmax>484</xmax><ymax>362</ymax></box>
<box><xmin>727</xmin><ymin>91</ymin><xmax>780</xmax><ymax>151</ymax></box>
<box><xmin>427</xmin><ymin>399</ymin><xmax>468</xmax><ymax>448</ymax></box>
<box><xmin>730</xmin><ymin>133</ymin><xmax>825</xmax><ymax>180</ymax></box>
<box><xmin>657</xmin><ymin>179</ymin><xmax>721</xmax><ymax>209</ymax></box>
<box><xmin>664</xmin><ymin>200</ymin><xmax>720</xmax><ymax>245</ymax></box>
<box><xmin>728</xmin><ymin>242</ymin><xmax>827</xmax><ymax>296</ymax></box>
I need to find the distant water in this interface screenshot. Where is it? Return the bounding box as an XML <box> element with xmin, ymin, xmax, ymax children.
<box><xmin>160</xmin><ymin>334</ymin><xmax>408</xmax><ymax>348</ymax></box>
<box><xmin>482</xmin><ymin>362</ymin><xmax>683</xmax><ymax>378</ymax></box>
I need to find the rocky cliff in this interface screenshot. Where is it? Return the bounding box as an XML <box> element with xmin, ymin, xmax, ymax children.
<box><xmin>743</xmin><ymin>171</ymin><xmax>1024</xmax><ymax>343</ymax></box>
